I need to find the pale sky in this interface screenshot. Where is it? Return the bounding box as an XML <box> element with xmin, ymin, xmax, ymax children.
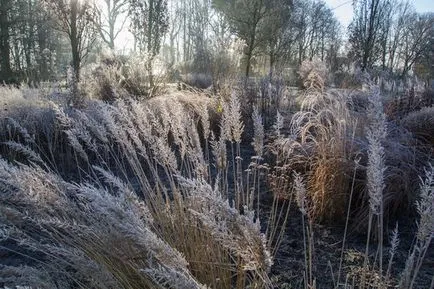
<box><xmin>325</xmin><ymin>0</ymin><xmax>434</xmax><ymax>30</ymax></box>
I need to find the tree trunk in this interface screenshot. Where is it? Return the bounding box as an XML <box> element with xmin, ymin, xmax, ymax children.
<box><xmin>109</xmin><ymin>20</ymin><xmax>115</xmax><ymax>50</ymax></box>
<box><xmin>71</xmin><ymin>39</ymin><xmax>80</xmax><ymax>82</ymax></box>
<box><xmin>170</xmin><ymin>34</ymin><xmax>175</xmax><ymax>66</ymax></box>
<box><xmin>25</xmin><ymin>0</ymin><xmax>34</xmax><ymax>85</ymax></box>
<box><xmin>0</xmin><ymin>0</ymin><xmax>12</xmax><ymax>82</ymax></box>
<box><xmin>38</xmin><ymin>17</ymin><xmax>49</xmax><ymax>81</ymax></box>
<box><xmin>245</xmin><ymin>27</ymin><xmax>257</xmax><ymax>79</ymax></box>
<box><xmin>70</xmin><ymin>0</ymin><xmax>80</xmax><ymax>82</ymax></box>
<box><xmin>147</xmin><ymin>59</ymin><xmax>154</xmax><ymax>90</ymax></box>
<box><xmin>269</xmin><ymin>52</ymin><xmax>275</xmax><ymax>81</ymax></box>
<box><xmin>245</xmin><ymin>50</ymin><xmax>252</xmax><ymax>79</ymax></box>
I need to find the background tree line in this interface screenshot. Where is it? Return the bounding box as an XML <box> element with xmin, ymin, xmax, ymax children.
<box><xmin>0</xmin><ymin>0</ymin><xmax>432</xmax><ymax>87</ymax></box>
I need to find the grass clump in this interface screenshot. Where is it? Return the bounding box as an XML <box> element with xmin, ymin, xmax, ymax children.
<box><xmin>0</xmin><ymin>80</ymin><xmax>433</xmax><ymax>289</ymax></box>
<box><xmin>0</xmin><ymin>90</ymin><xmax>274</xmax><ymax>289</ymax></box>
<box><xmin>268</xmin><ymin>88</ymin><xmax>359</xmax><ymax>223</ymax></box>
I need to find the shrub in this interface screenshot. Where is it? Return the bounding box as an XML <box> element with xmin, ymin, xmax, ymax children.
<box><xmin>80</xmin><ymin>58</ymin><xmax>126</xmax><ymax>103</ymax></box>
<box><xmin>179</xmin><ymin>73</ymin><xmax>213</xmax><ymax>89</ymax></box>
<box><xmin>333</xmin><ymin>71</ymin><xmax>364</xmax><ymax>89</ymax></box>
<box><xmin>298</xmin><ymin>60</ymin><xmax>329</xmax><ymax>91</ymax></box>
<box><xmin>401</xmin><ymin>106</ymin><xmax>434</xmax><ymax>147</ymax></box>
<box><xmin>80</xmin><ymin>53</ymin><xmax>168</xmax><ymax>102</ymax></box>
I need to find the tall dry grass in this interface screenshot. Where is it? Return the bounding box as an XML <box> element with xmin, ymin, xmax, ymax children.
<box><xmin>266</xmin><ymin>83</ymin><xmax>433</xmax><ymax>287</ymax></box>
<box><xmin>268</xmin><ymin>88</ymin><xmax>360</xmax><ymax>223</ymax></box>
<box><xmin>0</xmin><ymin>89</ymin><xmax>276</xmax><ymax>289</ymax></box>
<box><xmin>399</xmin><ymin>165</ymin><xmax>434</xmax><ymax>289</ymax></box>
<box><xmin>0</xmin><ymin>161</ymin><xmax>203</xmax><ymax>288</ymax></box>
<box><xmin>361</xmin><ymin>88</ymin><xmax>387</xmax><ymax>287</ymax></box>
<box><xmin>1</xmin><ymin>82</ymin><xmax>433</xmax><ymax>289</ymax></box>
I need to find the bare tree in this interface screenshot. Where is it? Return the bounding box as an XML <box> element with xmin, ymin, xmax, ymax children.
<box><xmin>167</xmin><ymin>1</ymin><xmax>182</xmax><ymax>67</ymax></box>
<box><xmin>386</xmin><ymin>1</ymin><xmax>411</xmax><ymax>72</ymax></box>
<box><xmin>348</xmin><ymin>0</ymin><xmax>390</xmax><ymax>71</ymax></box>
<box><xmin>413</xmin><ymin>25</ymin><xmax>434</xmax><ymax>86</ymax></box>
<box><xmin>213</xmin><ymin>0</ymin><xmax>271</xmax><ymax>78</ymax></box>
<box><xmin>0</xmin><ymin>0</ymin><xmax>13</xmax><ymax>83</ymax></box>
<box><xmin>97</xmin><ymin>0</ymin><xmax>128</xmax><ymax>50</ymax></box>
<box><xmin>129</xmin><ymin>0</ymin><xmax>169</xmax><ymax>88</ymax></box>
<box><xmin>42</xmin><ymin>0</ymin><xmax>98</xmax><ymax>82</ymax></box>
<box><xmin>262</xmin><ymin>0</ymin><xmax>292</xmax><ymax>79</ymax></box>
<box><xmin>0</xmin><ymin>0</ymin><xmax>63</xmax><ymax>84</ymax></box>
<box><xmin>285</xmin><ymin>0</ymin><xmax>340</xmax><ymax>68</ymax></box>
<box><xmin>399</xmin><ymin>12</ymin><xmax>433</xmax><ymax>77</ymax></box>
<box><xmin>293</xmin><ymin>0</ymin><xmax>309</xmax><ymax>64</ymax></box>
<box><xmin>190</xmin><ymin>0</ymin><xmax>212</xmax><ymax>74</ymax></box>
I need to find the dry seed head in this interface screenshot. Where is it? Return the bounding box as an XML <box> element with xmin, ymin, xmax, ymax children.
<box><xmin>178</xmin><ymin>177</ymin><xmax>272</xmax><ymax>273</ymax></box>
<box><xmin>197</xmin><ymin>102</ymin><xmax>210</xmax><ymax>139</ymax></box>
<box><xmin>3</xmin><ymin>141</ymin><xmax>45</xmax><ymax>165</ymax></box>
<box><xmin>366</xmin><ymin>88</ymin><xmax>387</xmax><ymax>215</ymax></box>
<box><xmin>416</xmin><ymin>165</ymin><xmax>434</xmax><ymax>242</ymax></box>
<box><xmin>5</xmin><ymin>117</ymin><xmax>34</xmax><ymax>144</ymax></box>
<box><xmin>390</xmin><ymin>222</ymin><xmax>400</xmax><ymax>255</ymax></box>
<box><xmin>274</xmin><ymin>110</ymin><xmax>284</xmax><ymax>137</ymax></box>
<box><xmin>141</xmin><ymin>266</ymin><xmax>207</xmax><ymax>289</ymax></box>
<box><xmin>210</xmin><ymin>132</ymin><xmax>227</xmax><ymax>169</ymax></box>
<box><xmin>366</xmin><ymin>132</ymin><xmax>386</xmax><ymax>215</ymax></box>
<box><xmin>229</xmin><ymin>92</ymin><xmax>244</xmax><ymax>143</ymax></box>
<box><xmin>252</xmin><ymin>107</ymin><xmax>264</xmax><ymax>157</ymax></box>
<box><xmin>220</xmin><ymin>101</ymin><xmax>232</xmax><ymax>141</ymax></box>
<box><xmin>293</xmin><ymin>172</ymin><xmax>307</xmax><ymax>215</ymax></box>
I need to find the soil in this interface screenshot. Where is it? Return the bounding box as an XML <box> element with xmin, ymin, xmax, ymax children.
<box><xmin>268</xmin><ymin>209</ymin><xmax>434</xmax><ymax>288</ymax></box>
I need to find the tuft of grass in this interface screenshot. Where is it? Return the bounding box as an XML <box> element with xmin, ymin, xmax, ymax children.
<box><xmin>298</xmin><ymin>60</ymin><xmax>329</xmax><ymax>91</ymax></box>
<box><xmin>269</xmin><ymin>89</ymin><xmax>360</xmax><ymax>223</ymax></box>
<box><xmin>361</xmin><ymin>87</ymin><xmax>387</xmax><ymax>287</ymax></box>
<box><xmin>0</xmin><ymin>160</ymin><xmax>204</xmax><ymax>289</ymax></box>
<box><xmin>401</xmin><ymin>106</ymin><xmax>434</xmax><ymax>147</ymax></box>
<box><xmin>0</xmin><ymin>91</ymin><xmax>274</xmax><ymax>289</ymax></box>
<box><xmin>399</xmin><ymin>164</ymin><xmax>434</xmax><ymax>289</ymax></box>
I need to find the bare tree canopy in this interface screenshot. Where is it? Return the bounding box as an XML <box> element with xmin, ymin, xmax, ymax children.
<box><xmin>42</xmin><ymin>0</ymin><xmax>98</xmax><ymax>81</ymax></box>
<box><xmin>0</xmin><ymin>0</ymin><xmax>431</xmax><ymax>86</ymax></box>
